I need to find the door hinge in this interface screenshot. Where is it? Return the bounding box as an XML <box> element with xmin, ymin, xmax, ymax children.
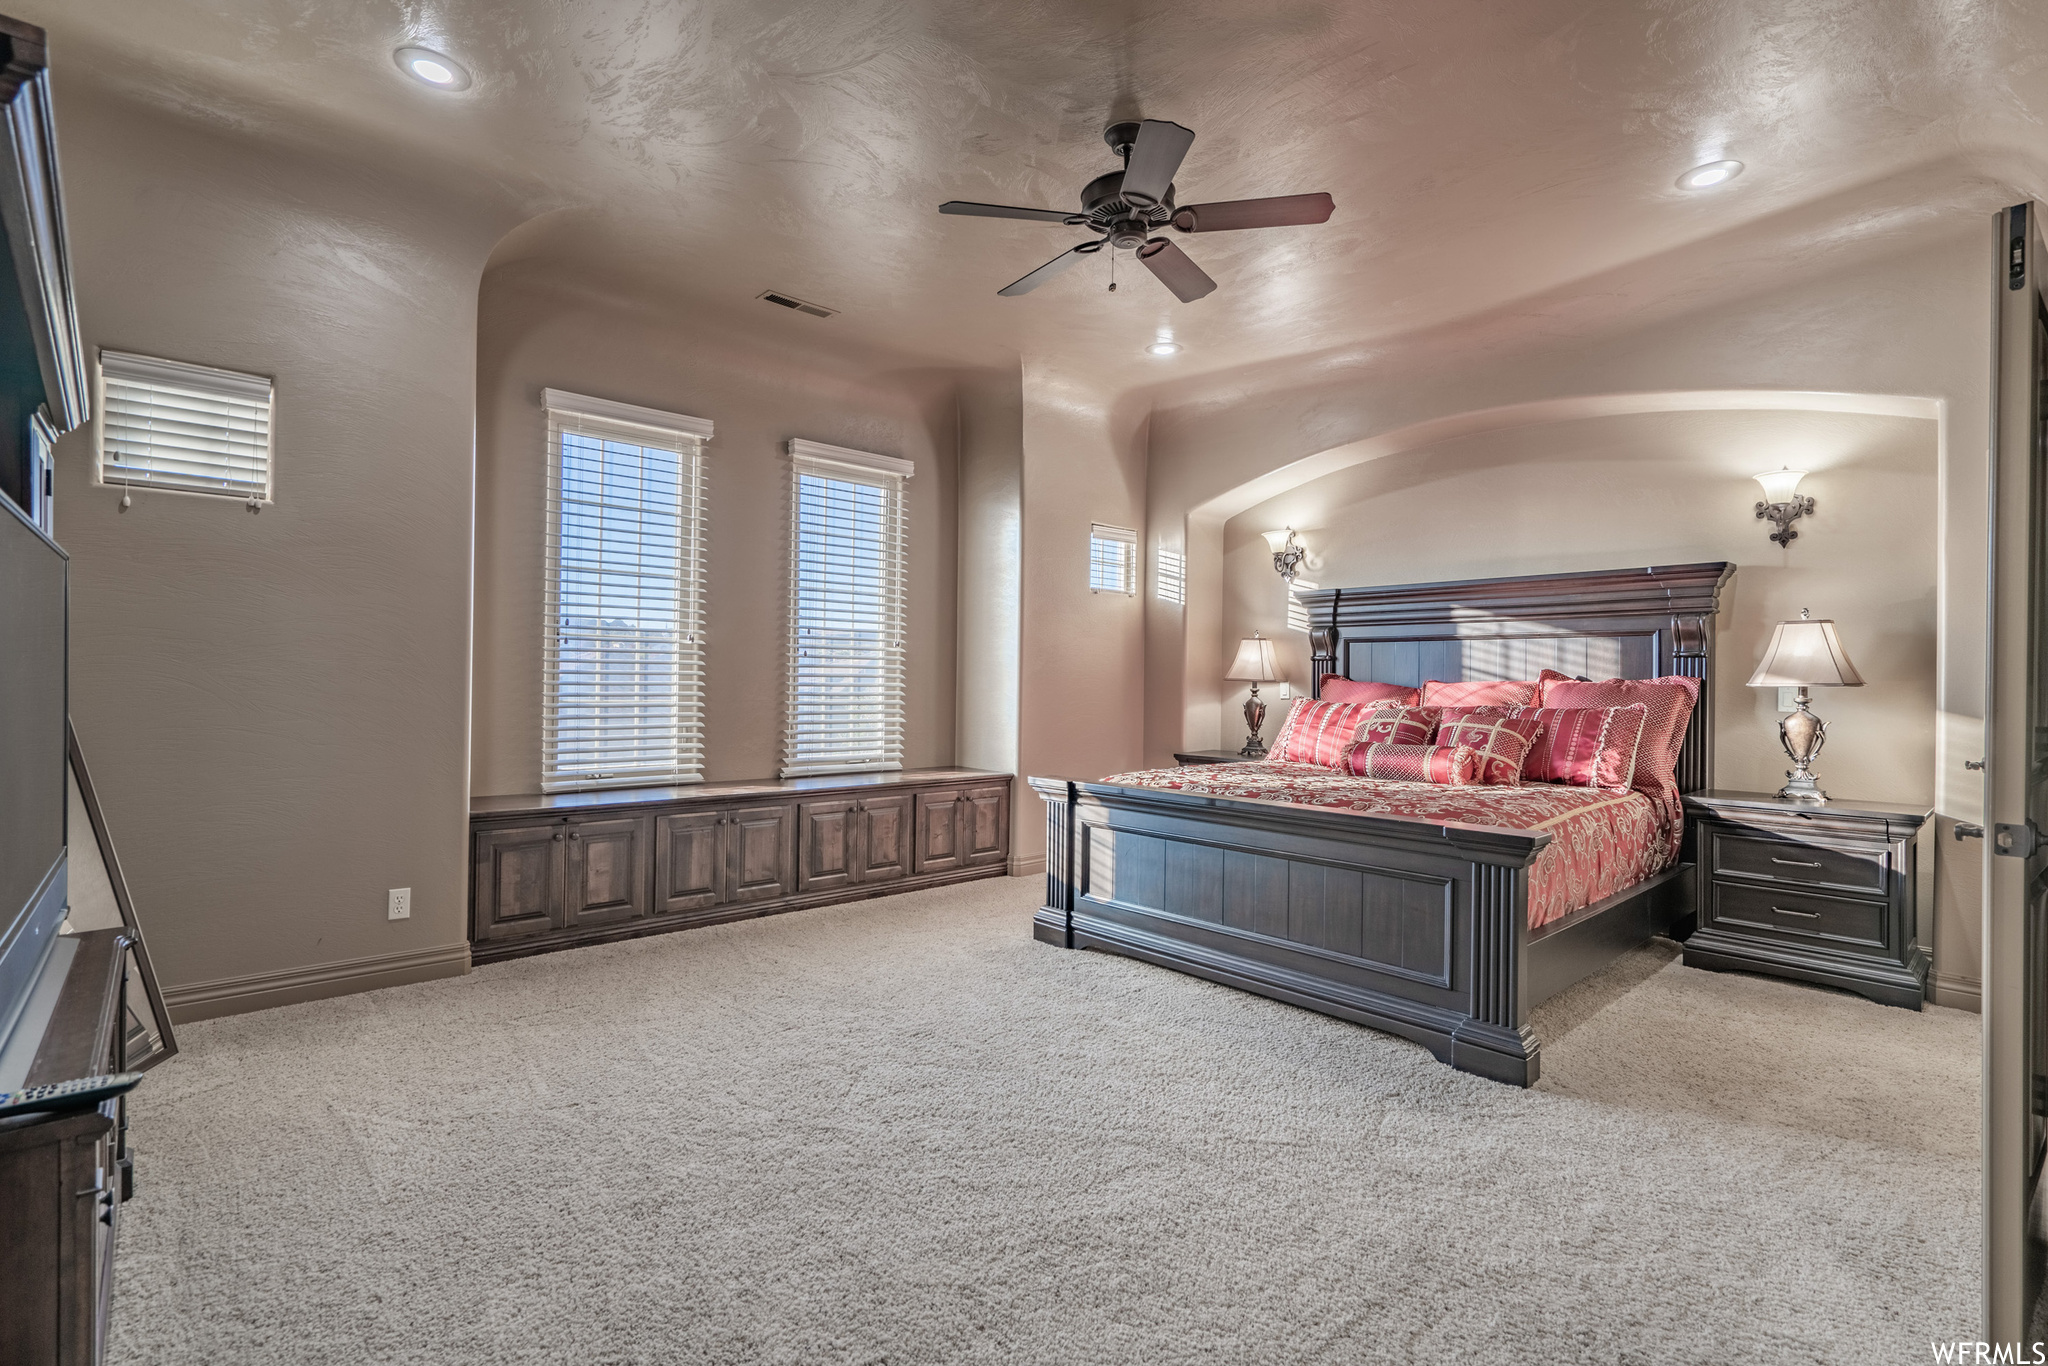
<box><xmin>1994</xmin><ymin>820</ymin><xmax>2044</xmax><ymax>858</ymax></box>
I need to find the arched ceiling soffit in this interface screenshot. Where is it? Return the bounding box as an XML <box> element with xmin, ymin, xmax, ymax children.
<box><xmin>24</xmin><ymin>0</ymin><xmax>2048</xmax><ymax>403</ymax></box>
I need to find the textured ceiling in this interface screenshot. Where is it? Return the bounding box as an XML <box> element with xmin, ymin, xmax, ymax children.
<box><xmin>26</xmin><ymin>0</ymin><xmax>2048</xmax><ymax>395</ymax></box>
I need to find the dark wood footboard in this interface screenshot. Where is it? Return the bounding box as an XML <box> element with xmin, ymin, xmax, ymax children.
<box><xmin>1033</xmin><ymin>776</ymin><xmax>1582</xmax><ymax>1085</ymax></box>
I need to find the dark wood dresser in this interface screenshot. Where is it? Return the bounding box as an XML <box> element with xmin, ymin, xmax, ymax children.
<box><xmin>1681</xmin><ymin>790</ymin><xmax>1932</xmax><ymax>1009</ymax></box>
<box><xmin>469</xmin><ymin>768</ymin><xmax>1012</xmax><ymax>963</ymax></box>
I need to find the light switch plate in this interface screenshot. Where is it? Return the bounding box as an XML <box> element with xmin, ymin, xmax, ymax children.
<box><xmin>1776</xmin><ymin>687</ymin><xmax>1798</xmax><ymax>714</ymax></box>
<box><xmin>388</xmin><ymin>887</ymin><xmax>411</xmax><ymax>921</ymax></box>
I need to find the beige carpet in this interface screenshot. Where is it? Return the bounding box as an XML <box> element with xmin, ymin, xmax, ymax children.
<box><xmin>110</xmin><ymin>876</ymin><xmax>1976</xmax><ymax>1365</ymax></box>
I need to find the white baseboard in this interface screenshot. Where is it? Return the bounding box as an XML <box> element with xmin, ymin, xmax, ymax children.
<box><xmin>165</xmin><ymin>941</ymin><xmax>472</xmax><ymax>1024</ymax></box>
<box><xmin>1930</xmin><ymin>970</ymin><xmax>1981</xmax><ymax>1013</ymax></box>
<box><xmin>1009</xmin><ymin>854</ymin><xmax>1046</xmax><ymax>878</ymax></box>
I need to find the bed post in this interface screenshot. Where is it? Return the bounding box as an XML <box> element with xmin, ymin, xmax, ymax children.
<box><xmin>1029</xmin><ymin>777</ymin><xmax>1077</xmax><ymax>948</ymax></box>
<box><xmin>1308</xmin><ymin>623</ymin><xmax>1338</xmax><ymax>700</ymax></box>
<box><xmin>1450</xmin><ymin>860</ymin><xmax>1540</xmax><ymax>1086</ymax></box>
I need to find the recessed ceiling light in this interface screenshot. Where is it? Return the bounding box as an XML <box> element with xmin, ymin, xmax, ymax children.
<box><xmin>1676</xmin><ymin>160</ymin><xmax>1743</xmax><ymax>190</ymax></box>
<box><xmin>1146</xmin><ymin>341</ymin><xmax>1182</xmax><ymax>357</ymax></box>
<box><xmin>395</xmin><ymin>46</ymin><xmax>471</xmax><ymax>91</ymax></box>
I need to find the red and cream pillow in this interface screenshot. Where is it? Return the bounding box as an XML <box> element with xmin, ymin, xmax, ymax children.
<box><xmin>1419</xmin><ymin>677</ymin><xmax>1541</xmax><ymax>709</ymax></box>
<box><xmin>1342</xmin><ymin>742</ymin><xmax>1479</xmax><ymax>785</ymax></box>
<box><xmin>1537</xmin><ymin>670</ymin><xmax>1700</xmax><ymax>795</ymax></box>
<box><xmin>1507</xmin><ymin>703</ymin><xmax>1648</xmax><ymax>790</ymax></box>
<box><xmin>1356</xmin><ymin>705</ymin><xmax>1440</xmax><ymax>747</ymax></box>
<box><xmin>1267</xmin><ymin>698</ymin><xmax>1389</xmax><ymax>768</ymax></box>
<box><xmin>1434</xmin><ymin>710</ymin><xmax>1545</xmax><ymax>786</ymax></box>
<box><xmin>1318</xmin><ymin>676</ymin><xmax>1422</xmax><ymax>708</ymax></box>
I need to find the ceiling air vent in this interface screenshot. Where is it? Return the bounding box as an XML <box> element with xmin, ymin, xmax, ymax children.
<box><xmin>757</xmin><ymin>290</ymin><xmax>837</xmax><ymax>319</ymax></box>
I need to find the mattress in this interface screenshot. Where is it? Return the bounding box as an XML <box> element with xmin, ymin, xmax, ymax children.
<box><xmin>1093</xmin><ymin>761</ymin><xmax>1675</xmax><ymax>931</ymax></box>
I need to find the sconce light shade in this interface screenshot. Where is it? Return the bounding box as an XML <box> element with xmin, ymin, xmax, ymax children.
<box><xmin>1753</xmin><ymin>468</ymin><xmax>1808</xmax><ymax>503</ymax></box>
<box><xmin>1262</xmin><ymin>528</ymin><xmax>1306</xmax><ymax>581</ymax></box>
<box><xmin>1260</xmin><ymin>529</ymin><xmax>1296</xmax><ymax>554</ymax></box>
<box><xmin>1226</xmin><ymin>634</ymin><xmax>1282</xmax><ymax>682</ymax></box>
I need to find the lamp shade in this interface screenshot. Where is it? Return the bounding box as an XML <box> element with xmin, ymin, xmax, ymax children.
<box><xmin>1226</xmin><ymin>635</ymin><xmax>1282</xmax><ymax>682</ymax></box>
<box><xmin>1747</xmin><ymin>616</ymin><xmax>1865</xmax><ymax>688</ymax></box>
<box><xmin>1261</xmin><ymin>528</ymin><xmax>1296</xmax><ymax>553</ymax></box>
<box><xmin>1753</xmin><ymin>468</ymin><xmax>1807</xmax><ymax>503</ymax></box>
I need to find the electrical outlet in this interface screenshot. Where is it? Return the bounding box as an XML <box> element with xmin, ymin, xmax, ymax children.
<box><xmin>1776</xmin><ymin>687</ymin><xmax>1798</xmax><ymax>714</ymax></box>
<box><xmin>388</xmin><ymin>887</ymin><xmax>411</xmax><ymax>921</ymax></box>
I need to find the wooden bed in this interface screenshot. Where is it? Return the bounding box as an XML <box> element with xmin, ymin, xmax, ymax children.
<box><xmin>1030</xmin><ymin>562</ymin><xmax>1735</xmax><ymax>1086</ymax></box>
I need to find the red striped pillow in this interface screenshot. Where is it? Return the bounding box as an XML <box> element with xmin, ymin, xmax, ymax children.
<box><xmin>1319</xmin><ymin>676</ymin><xmax>1422</xmax><ymax>708</ymax></box>
<box><xmin>1342</xmin><ymin>742</ymin><xmax>1479</xmax><ymax>785</ymax></box>
<box><xmin>1508</xmin><ymin>703</ymin><xmax>1648</xmax><ymax>789</ymax></box>
<box><xmin>1419</xmin><ymin>678</ymin><xmax>1540</xmax><ymax>709</ymax></box>
<box><xmin>1435</xmin><ymin>712</ymin><xmax>1544</xmax><ymax>786</ymax></box>
<box><xmin>1537</xmin><ymin>671</ymin><xmax>1701</xmax><ymax>794</ymax></box>
<box><xmin>1357</xmin><ymin>706</ymin><xmax>1441</xmax><ymax>746</ymax></box>
<box><xmin>1267</xmin><ymin>698</ymin><xmax>1389</xmax><ymax>767</ymax></box>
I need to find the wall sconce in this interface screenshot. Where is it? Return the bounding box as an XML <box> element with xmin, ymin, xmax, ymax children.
<box><xmin>1262</xmin><ymin>528</ymin><xmax>1306</xmax><ymax>581</ymax></box>
<box><xmin>1754</xmin><ymin>468</ymin><xmax>1814</xmax><ymax>547</ymax></box>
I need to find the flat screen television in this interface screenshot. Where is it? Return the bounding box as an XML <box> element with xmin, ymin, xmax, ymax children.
<box><xmin>0</xmin><ymin>486</ymin><xmax>66</xmax><ymax>1044</ymax></box>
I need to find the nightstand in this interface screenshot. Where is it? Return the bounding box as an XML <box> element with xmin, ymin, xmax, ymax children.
<box><xmin>1174</xmin><ymin>749</ymin><xmax>1256</xmax><ymax>765</ymax></box>
<box><xmin>1681</xmin><ymin>790</ymin><xmax>1932</xmax><ymax>1010</ymax></box>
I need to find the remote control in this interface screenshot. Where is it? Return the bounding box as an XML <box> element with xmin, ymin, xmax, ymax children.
<box><xmin>0</xmin><ymin>1073</ymin><xmax>142</xmax><ymax>1119</ymax></box>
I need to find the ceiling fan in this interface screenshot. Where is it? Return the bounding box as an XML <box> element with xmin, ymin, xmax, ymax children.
<box><xmin>939</xmin><ymin>119</ymin><xmax>1334</xmax><ymax>303</ymax></box>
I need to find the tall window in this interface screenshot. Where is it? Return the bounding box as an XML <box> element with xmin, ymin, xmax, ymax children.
<box><xmin>541</xmin><ymin>389</ymin><xmax>712</xmax><ymax>792</ymax></box>
<box><xmin>98</xmin><ymin>350</ymin><xmax>274</xmax><ymax>505</ymax></box>
<box><xmin>784</xmin><ymin>439</ymin><xmax>912</xmax><ymax>777</ymax></box>
<box><xmin>1090</xmin><ymin>523</ymin><xmax>1137</xmax><ymax>595</ymax></box>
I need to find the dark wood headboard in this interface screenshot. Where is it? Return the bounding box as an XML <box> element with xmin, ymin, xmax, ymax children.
<box><xmin>1293</xmin><ymin>562</ymin><xmax>1735</xmax><ymax>793</ymax></box>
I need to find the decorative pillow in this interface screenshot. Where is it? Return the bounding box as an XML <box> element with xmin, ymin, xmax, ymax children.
<box><xmin>1318</xmin><ymin>676</ymin><xmax>1422</xmax><ymax>708</ymax></box>
<box><xmin>1266</xmin><ymin>697</ymin><xmax>1390</xmax><ymax>768</ymax></box>
<box><xmin>1434</xmin><ymin>712</ymin><xmax>1544</xmax><ymax>786</ymax></box>
<box><xmin>1537</xmin><ymin>671</ymin><xmax>1701</xmax><ymax>794</ymax></box>
<box><xmin>1341</xmin><ymin>741</ymin><xmax>1479</xmax><ymax>785</ymax></box>
<box><xmin>1356</xmin><ymin>705</ymin><xmax>1441</xmax><ymax>747</ymax></box>
<box><xmin>1508</xmin><ymin>703</ymin><xmax>1648</xmax><ymax>789</ymax></box>
<box><xmin>1419</xmin><ymin>677</ymin><xmax>1541</xmax><ymax>709</ymax></box>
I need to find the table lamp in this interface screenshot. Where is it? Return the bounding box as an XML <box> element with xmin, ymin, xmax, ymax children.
<box><xmin>1227</xmin><ymin>633</ymin><xmax>1283</xmax><ymax>758</ymax></box>
<box><xmin>1746</xmin><ymin>609</ymin><xmax>1864</xmax><ymax>802</ymax></box>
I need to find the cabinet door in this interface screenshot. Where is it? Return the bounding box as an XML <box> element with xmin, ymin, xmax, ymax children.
<box><xmin>798</xmin><ymin>799</ymin><xmax>860</xmax><ymax>892</ymax></box>
<box><xmin>564</xmin><ymin>815</ymin><xmax>650</xmax><ymax>928</ymax></box>
<box><xmin>726</xmin><ymin>803</ymin><xmax>794</xmax><ymax>904</ymax></box>
<box><xmin>960</xmin><ymin>785</ymin><xmax>1010</xmax><ymax>868</ymax></box>
<box><xmin>655</xmin><ymin>811</ymin><xmax>724</xmax><ymax>917</ymax></box>
<box><xmin>860</xmin><ymin>795</ymin><xmax>913</xmax><ymax>884</ymax></box>
<box><xmin>472</xmin><ymin>823</ymin><xmax>565</xmax><ymax>941</ymax></box>
<box><xmin>914</xmin><ymin>790</ymin><xmax>965</xmax><ymax>874</ymax></box>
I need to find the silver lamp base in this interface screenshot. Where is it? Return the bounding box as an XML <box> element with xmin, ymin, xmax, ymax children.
<box><xmin>1773</xmin><ymin>689</ymin><xmax>1829</xmax><ymax>803</ymax></box>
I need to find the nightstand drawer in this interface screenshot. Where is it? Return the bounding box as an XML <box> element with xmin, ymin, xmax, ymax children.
<box><xmin>1706</xmin><ymin>880</ymin><xmax>1888</xmax><ymax>953</ymax></box>
<box><xmin>1707</xmin><ymin>828</ymin><xmax>1886</xmax><ymax>894</ymax></box>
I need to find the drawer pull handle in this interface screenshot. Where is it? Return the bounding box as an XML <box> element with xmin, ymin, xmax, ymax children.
<box><xmin>1769</xmin><ymin>857</ymin><xmax>1822</xmax><ymax>867</ymax></box>
<box><xmin>1770</xmin><ymin>905</ymin><xmax>1821</xmax><ymax>918</ymax></box>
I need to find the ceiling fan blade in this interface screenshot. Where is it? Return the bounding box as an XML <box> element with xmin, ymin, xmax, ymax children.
<box><xmin>997</xmin><ymin>240</ymin><xmax>1103</xmax><ymax>296</ymax></box>
<box><xmin>1171</xmin><ymin>193</ymin><xmax>1335</xmax><ymax>233</ymax></box>
<box><xmin>941</xmin><ymin>201</ymin><xmax>1085</xmax><ymax>225</ymax></box>
<box><xmin>1136</xmin><ymin>237</ymin><xmax>1217</xmax><ymax>302</ymax></box>
<box><xmin>1119</xmin><ymin>119</ymin><xmax>1195</xmax><ymax>208</ymax></box>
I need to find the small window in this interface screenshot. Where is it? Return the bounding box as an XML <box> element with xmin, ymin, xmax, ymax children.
<box><xmin>1156</xmin><ymin>544</ymin><xmax>1185</xmax><ymax>604</ymax></box>
<box><xmin>542</xmin><ymin>389</ymin><xmax>713</xmax><ymax>792</ymax></box>
<box><xmin>1090</xmin><ymin>523</ymin><xmax>1137</xmax><ymax>595</ymax></box>
<box><xmin>98</xmin><ymin>351</ymin><xmax>274</xmax><ymax>504</ymax></box>
<box><xmin>784</xmin><ymin>439</ymin><xmax>913</xmax><ymax>778</ymax></box>
<box><xmin>1288</xmin><ymin>579</ymin><xmax>1319</xmax><ymax>633</ymax></box>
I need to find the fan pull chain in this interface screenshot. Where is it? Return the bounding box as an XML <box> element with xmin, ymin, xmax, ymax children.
<box><xmin>1107</xmin><ymin>249</ymin><xmax>1116</xmax><ymax>293</ymax></box>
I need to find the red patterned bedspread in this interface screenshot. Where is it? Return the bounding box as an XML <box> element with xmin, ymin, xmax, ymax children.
<box><xmin>1093</xmin><ymin>762</ymin><xmax>1675</xmax><ymax>931</ymax></box>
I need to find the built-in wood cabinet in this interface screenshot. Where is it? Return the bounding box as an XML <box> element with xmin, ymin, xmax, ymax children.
<box><xmin>470</xmin><ymin>769</ymin><xmax>1011</xmax><ymax>963</ymax></box>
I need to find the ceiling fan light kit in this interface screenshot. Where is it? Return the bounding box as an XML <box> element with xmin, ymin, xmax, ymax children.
<box><xmin>940</xmin><ymin>118</ymin><xmax>1334</xmax><ymax>304</ymax></box>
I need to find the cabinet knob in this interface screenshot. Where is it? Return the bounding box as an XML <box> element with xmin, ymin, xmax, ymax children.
<box><xmin>552</xmin><ymin>832</ymin><xmax>563</xmax><ymax>841</ymax></box>
<box><xmin>568</xmin><ymin>831</ymin><xmax>580</xmax><ymax>840</ymax></box>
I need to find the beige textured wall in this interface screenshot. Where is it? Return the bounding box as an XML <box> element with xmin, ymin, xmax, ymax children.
<box><xmin>472</xmin><ymin>264</ymin><xmax>958</xmax><ymax>794</ymax></box>
<box><xmin>954</xmin><ymin>367</ymin><xmax>1028</xmax><ymax>860</ymax></box>
<box><xmin>1224</xmin><ymin>408</ymin><xmax>1940</xmax><ymax>804</ymax></box>
<box><xmin>48</xmin><ymin>85</ymin><xmax>515</xmax><ymax>993</ymax></box>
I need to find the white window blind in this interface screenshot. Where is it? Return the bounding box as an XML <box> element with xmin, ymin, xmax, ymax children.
<box><xmin>1090</xmin><ymin>523</ymin><xmax>1137</xmax><ymax>595</ymax></box>
<box><xmin>542</xmin><ymin>388</ymin><xmax>713</xmax><ymax>792</ymax></box>
<box><xmin>98</xmin><ymin>350</ymin><xmax>273</xmax><ymax>502</ymax></box>
<box><xmin>784</xmin><ymin>438</ymin><xmax>912</xmax><ymax>778</ymax></box>
<box><xmin>1288</xmin><ymin>579</ymin><xmax>1319</xmax><ymax>633</ymax></box>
